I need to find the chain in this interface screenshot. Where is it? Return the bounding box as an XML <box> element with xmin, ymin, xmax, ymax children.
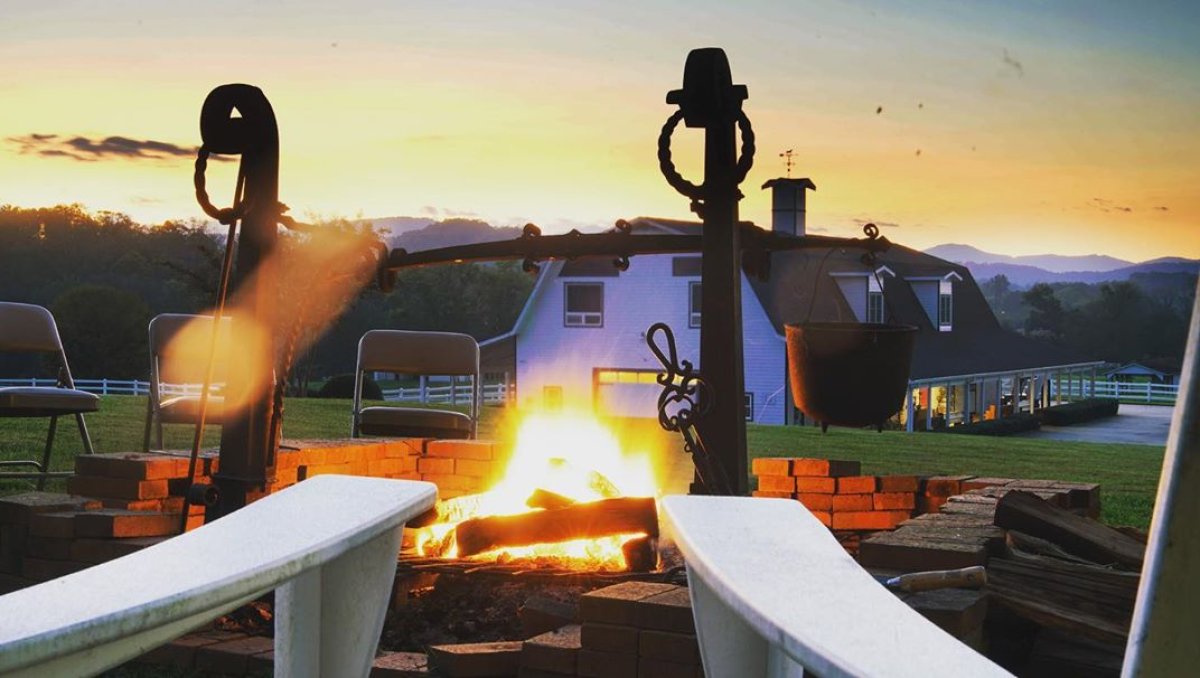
<box><xmin>194</xmin><ymin>146</ymin><xmax>251</xmax><ymax>225</ymax></box>
<box><xmin>657</xmin><ymin>109</ymin><xmax>756</xmax><ymax>210</ymax></box>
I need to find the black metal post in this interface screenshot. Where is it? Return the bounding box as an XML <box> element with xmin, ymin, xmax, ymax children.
<box><xmin>662</xmin><ymin>49</ymin><xmax>752</xmax><ymax>495</ymax></box>
<box><xmin>199</xmin><ymin>84</ymin><xmax>281</xmax><ymax>520</ymax></box>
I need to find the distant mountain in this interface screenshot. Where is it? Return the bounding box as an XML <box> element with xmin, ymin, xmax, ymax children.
<box><xmin>927</xmin><ymin>248</ymin><xmax>1200</xmax><ymax>288</ymax></box>
<box><xmin>364</xmin><ymin>216</ymin><xmax>435</xmax><ymax>239</ymax></box>
<box><xmin>924</xmin><ymin>244</ymin><xmax>1132</xmax><ymax>273</ymax></box>
<box><xmin>388</xmin><ymin>218</ymin><xmax>524</xmax><ymax>252</ymax></box>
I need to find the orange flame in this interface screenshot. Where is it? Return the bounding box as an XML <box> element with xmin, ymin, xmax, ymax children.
<box><xmin>415</xmin><ymin>409</ymin><xmax>660</xmax><ymax>570</ymax></box>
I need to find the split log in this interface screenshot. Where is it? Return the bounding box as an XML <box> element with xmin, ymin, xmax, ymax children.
<box><xmin>455</xmin><ymin>497</ymin><xmax>658</xmax><ymax>558</ymax></box>
<box><xmin>622</xmin><ymin>536</ymin><xmax>657</xmax><ymax>572</ymax></box>
<box><xmin>994</xmin><ymin>491</ymin><xmax>1144</xmax><ymax>570</ymax></box>
<box><xmin>527</xmin><ymin>489</ymin><xmax>577</xmax><ymax>511</ymax></box>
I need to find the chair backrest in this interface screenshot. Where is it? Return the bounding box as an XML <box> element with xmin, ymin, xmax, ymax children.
<box><xmin>357</xmin><ymin>330</ymin><xmax>479</xmax><ymax>377</ymax></box>
<box><xmin>148</xmin><ymin>313</ymin><xmax>232</xmax><ymax>386</ymax></box>
<box><xmin>0</xmin><ymin>302</ymin><xmax>64</xmax><ymax>354</ymax></box>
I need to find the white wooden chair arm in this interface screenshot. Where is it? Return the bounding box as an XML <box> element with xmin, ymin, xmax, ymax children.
<box><xmin>0</xmin><ymin>475</ymin><xmax>437</xmax><ymax>677</ymax></box>
<box><xmin>661</xmin><ymin>496</ymin><xmax>1011</xmax><ymax>678</ymax></box>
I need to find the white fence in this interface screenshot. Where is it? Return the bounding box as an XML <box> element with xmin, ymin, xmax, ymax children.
<box><xmin>0</xmin><ymin>378</ymin><xmax>513</xmax><ymax>404</ymax></box>
<box><xmin>1056</xmin><ymin>379</ymin><xmax>1178</xmax><ymax>406</ymax></box>
<box><xmin>0</xmin><ymin>475</ymin><xmax>437</xmax><ymax>677</ymax></box>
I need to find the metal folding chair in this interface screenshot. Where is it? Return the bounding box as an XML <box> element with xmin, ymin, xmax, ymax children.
<box><xmin>0</xmin><ymin>302</ymin><xmax>97</xmax><ymax>489</ymax></box>
<box><xmin>352</xmin><ymin>330</ymin><xmax>479</xmax><ymax>440</ymax></box>
<box><xmin>141</xmin><ymin>313</ymin><xmax>230</xmax><ymax>452</ymax></box>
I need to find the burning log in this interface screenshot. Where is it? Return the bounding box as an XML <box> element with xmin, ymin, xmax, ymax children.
<box><xmin>527</xmin><ymin>489</ymin><xmax>577</xmax><ymax>511</ymax></box>
<box><xmin>455</xmin><ymin>497</ymin><xmax>659</xmax><ymax>558</ymax></box>
<box><xmin>621</xmin><ymin>536</ymin><xmax>658</xmax><ymax>572</ymax></box>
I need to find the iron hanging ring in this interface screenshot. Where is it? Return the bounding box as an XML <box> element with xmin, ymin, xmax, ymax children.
<box><xmin>657</xmin><ymin>109</ymin><xmax>756</xmax><ymax>201</ymax></box>
<box><xmin>194</xmin><ymin>146</ymin><xmax>251</xmax><ymax>226</ymax></box>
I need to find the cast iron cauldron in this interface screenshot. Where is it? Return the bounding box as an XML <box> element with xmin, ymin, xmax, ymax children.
<box><xmin>786</xmin><ymin>322</ymin><xmax>918</xmax><ymax>430</ymax></box>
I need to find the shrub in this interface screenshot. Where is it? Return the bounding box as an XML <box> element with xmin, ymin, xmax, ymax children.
<box><xmin>942</xmin><ymin>413</ymin><xmax>1041</xmax><ymax>436</ymax></box>
<box><xmin>1038</xmin><ymin>398</ymin><xmax>1119</xmax><ymax>426</ymax></box>
<box><xmin>315</xmin><ymin>374</ymin><xmax>383</xmax><ymax>400</ymax></box>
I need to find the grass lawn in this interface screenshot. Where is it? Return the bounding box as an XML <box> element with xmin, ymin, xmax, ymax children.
<box><xmin>0</xmin><ymin>395</ymin><xmax>1164</xmax><ymax>527</ymax></box>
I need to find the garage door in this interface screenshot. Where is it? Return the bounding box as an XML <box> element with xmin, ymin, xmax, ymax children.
<box><xmin>594</xmin><ymin>369</ymin><xmax>662</xmax><ymax>418</ymax></box>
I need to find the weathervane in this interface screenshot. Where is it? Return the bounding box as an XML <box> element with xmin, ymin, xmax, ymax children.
<box><xmin>780</xmin><ymin>148</ymin><xmax>796</xmax><ymax>177</ymax></box>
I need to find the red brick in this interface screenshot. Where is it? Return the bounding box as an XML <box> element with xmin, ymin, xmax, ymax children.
<box><xmin>522</xmin><ymin>624</ymin><xmax>580</xmax><ymax>674</ymax></box>
<box><xmin>578</xmin><ymin>649</ymin><xmax>638</xmax><ymax>678</ymax></box>
<box><xmin>873</xmin><ymin>492</ymin><xmax>917</xmax><ymax>511</ymax></box>
<box><xmin>878</xmin><ymin>475</ymin><xmax>920</xmax><ymax>493</ymax></box>
<box><xmin>639</xmin><ymin>656</ymin><xmax>697</xmax><ymax>678</ymax></box>
<box><xmin>22</xmin><ymin>556</ymin><xmax>87</xmax><ymax>581</ymax></box>
<box><xmin>428</xmin><ymin>641</ymin><xmax>522</xmax><ymax>677</ymax></box>
<box><xmin>372</xmin><ymin>651</ymin><xmax>430</xmax><ymax>677</ymax></box>
<box><xmin>639</xmin><ymin>629</ymin><xmax>699</xmax><ymax>664</ymax></box>
<box><xmin>757</xmin><ymin>475</ymin><xmax>796</xmax><ymax>493</ymax></box>
<box><xmin>920</xmin><ymin>495</ymin><xmax>948</xmax><ymax>514</ymax></box>
<box><xmin>635</xmin><ymin>587</ymin><xmax>694</xmax><ymax>633</ymax></box>
<box><xmin>66</xmin><ymin>475</ymin><xmax>169</xmax><ymax>501</ymax></box>
<box><xmin>417</xmin><ymin>457</ymin><xmax>455</xmax><ymax>475</ymax></box>
<box><xmin>455</xmin><ymin>458</ymin><xmax>498</xmax><ymax>479</ymax></box>
<box><xmin>275</xmin><ymin>448</ymin><xmax>302</xmax><ymax>470</ymax></box>
<box><xmin>26</xmin><ymin>536</ymin><xmax>72</xmax><ymax>560</ymax></box>
<box><xmin>74</xmin><ymin>509</ymin><xmax>180</xmax><ymax>538</ymax></box>
<box><xmin>751</xmin><ymin>458</ymin><xmax>791</xmax><ymax>476</ymax></box>
<box><xmin>194</xmin><ymin>634</ymin><xmax>275</xmax><ymax>674</ymax></box>
<box><xmin>810</xmin><ymin>511</ymin><xmax>832</xmax><ymax>527</ymax></box>
<box><xmin>791</xmin><ymin>458</ymin><xmax>861</xmax><ymax>478</ymax></box>
<box><xmin>382</xmin><ymin>438</ymin><xmax>427</xmax><ymax>459</ymax></box>
<box><xmin>422</xmin><ymin>474</ymin><xmax>484</xmax><ymax>493</ymax></box>
<box><xmin>70</xmin><ymin>536</ymin><xmax>166</xmax><ymax>564</ymax></box>
<box><xmin>0</xmin><ymin>493</ymin><xmax>100</xmax><ymax>525</ymax></box>
<box><xmin>580</xmin><ymin>582</ymin><xmax>679</xmax><ymax>626</ymax></box>
<box><xmin>751</xmin><ymin>491</ymin><xmax>792</xmax><ymax>499</ymax></box>
<box><xmin>74</xmin><ymin>452</ymin><xmax>189</xmax><ymax>480</ymax></box>
<box><xmin>925</xmin><ymin>475</ymin><xmax>975</xmax><ymax>497</ymax></box>
<box><xmin>298</xmin><ymin>463</ymin><xmax>352</xmax><ymax>480</ymax></box>
<box><xmin>28</xmin><ymin>512</ymin><xmax>77</xmax><ymax>539</ymax></box>
<box><xmin>794</xmin><ymin>493</ymin><xmax>833</xmax><ymax>511</ymax></box>
<box><xmin>837</xmin><ymin>476</ymin><xmax>877</xmax><ymax>494</ymax></box>
<box><xmin>961</xmin><ymin>477</ymin><xmax>1016</xmax><ymax>492</ymax></box>
<box><xmin>426</xmin><ymin>440</ymin><xmax>496</xmax><ymax>461</ymax></box>
<box><xmin>580</xmin><ymin>623</ymin><xmax>638</xmax><ymax>653</ymax></box>
<box><xmin>831</xmin><ymin>494</ymin><xmax>873</xmax><ymax>512</ymax></box>
<box><xmin>138</xmin><ymin>631</ymin><xmax>244</xmax><ymax>666</ymax></box>
<box><xmin>830</xmin><ymin>510</ymin><xmax>911</xmax><ymax>531</ymax></box>
<box><xmin>794</xmin><ymin>477</ymin><xmax>835</xmax><ymax>494</ymax></box>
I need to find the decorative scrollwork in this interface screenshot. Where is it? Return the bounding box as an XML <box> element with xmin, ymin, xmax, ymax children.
<box><xmin>646</xmin><ymin>322</ymin><xmax>712</xmax><ymax>437</ymax></box>
<box><xmin>657</xmin><ymin>110</ymin><xmax>756</xmax><ymax>205</ymax></box>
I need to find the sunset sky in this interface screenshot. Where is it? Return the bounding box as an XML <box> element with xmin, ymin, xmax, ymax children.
<box><xmin>2</xmin><ymin>1</ymin><xmax>1197</xmax><ymax>260</ymax></box>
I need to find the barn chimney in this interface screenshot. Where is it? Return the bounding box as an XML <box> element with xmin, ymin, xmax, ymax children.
<box><xmin>761</xmin><ymin>177</ymin><xmax>816</xmax><ymax>236</ymax></box>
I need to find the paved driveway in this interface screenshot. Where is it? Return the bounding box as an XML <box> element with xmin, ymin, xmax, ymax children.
<box><xmin>1017</xmin><ymin>403</ymin><xmax>1173</xmax><ymax>446</ymax></box>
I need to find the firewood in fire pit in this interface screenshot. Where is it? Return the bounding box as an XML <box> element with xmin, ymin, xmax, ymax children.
<box><xmin>455</xmin><ymin>497</ymin><xmax>659</xmax><ymax>558</ymax></box>
<box><xmin>527</xmin><ymin>488</ymin><xmax>577</xmax><ymax>511</ymax></box>
<box><xmin>622</xmin><ymin>536</ymin><xmax>658</xmax><ymax>572</ymax></box>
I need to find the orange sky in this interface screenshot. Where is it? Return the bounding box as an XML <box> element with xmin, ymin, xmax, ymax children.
<box><xmin>2</xmin><ymin>1</ymin><xmax>1197</xmax><ymax>261</ymax></box>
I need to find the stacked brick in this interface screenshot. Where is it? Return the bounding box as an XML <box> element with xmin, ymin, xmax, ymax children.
<box><xmin>577</xmin><ymin>582</ymin><xmax>703</xmax><ymax>678</ymax></box>
<box><xmin>0</xmin><ymin>437</ymin><xmax>511</xmax><ymax>595</ymax></box>
<box><xmin>751</xmin><ymin>458</ymin><xmax>917</xmax><ymax>532</ymax></box>
<box><xmin>922</xmin><ymin>476</ymin><xmax>1099</xmax><ymax>519</ymax></box>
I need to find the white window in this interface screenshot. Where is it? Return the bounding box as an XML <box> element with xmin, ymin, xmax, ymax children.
<box><xmin>689</xmin><ymin>281</ymin><xmax>702</xmax><ymax>328</ymax></box>
<box><xmin>938</xmin><ymin>280</ymin><xmax>953</xmax><ymax>331</ymax></box>
<box><xmin>867</xmin><ymin>276</ymin><xmax>884</xmax><ymax>324</ymax></box>
<box><xmin>564</xmin><ymin>282</ymin><xmax>604</xmax><ymax>327</ymax></box>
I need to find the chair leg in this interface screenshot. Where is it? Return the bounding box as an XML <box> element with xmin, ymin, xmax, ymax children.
<box><xmin>142</xmin><ymin>399</ymin><xmax>154</xmax><ymax>453</ymax></box>
<box><xmin>156</xmin><ymin>419</ymin><xmax>164</xmax><ymax>451</ymax></box>
<box><xmin>75</xmin><ymin>412</ymin><xmax>95</xmax><ymax>455</ymax></box>
<box><xmin>37</xmin><ymin>416</ymin><xmax>59</xmax><ymax>491</ymax></box>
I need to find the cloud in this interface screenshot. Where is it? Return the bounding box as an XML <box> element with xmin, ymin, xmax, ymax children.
<box><xmin>1002</xmin><ymin>49</ymin><xmax>1024</xmax><ymax>77</ymax></box>
<box><xmin>6</xmin><ymin>133</ymin><xmax>230</xmax><ymax>163</ymax></box>
<box><xmin>1154</xmin><ymin>206</ymin><xmax>1170</xmax><ymax>212</ymax></box>
<box><xmin>1091</xmin><ymin>197</ymin><xmax>1133</xmax><ymax>213</ymax></box>
<box><xmin>853</xmin><ymin>218</ymin><xmax>902</xmax><ymax>229</ymax></box>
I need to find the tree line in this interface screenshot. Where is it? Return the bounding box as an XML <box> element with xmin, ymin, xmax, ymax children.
<box><xmin>980</xmin><ymin>272</ymin><xmax>1194</xmax><ymax>366</ymax></box>
<box><xmin>0</xmin><ymin>205</ymin><xmax>534</xmax><ymax>386</ymax></box>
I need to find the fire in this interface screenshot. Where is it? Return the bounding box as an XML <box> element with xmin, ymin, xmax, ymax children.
<box><xmin>415</xmin><ymin>410</ymin><xmax>659</xmax><ymax>570</ymax></box>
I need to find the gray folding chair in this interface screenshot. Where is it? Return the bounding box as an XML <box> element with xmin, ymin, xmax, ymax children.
<box><xmin>352</xmin><ymin>330</ymin><xmax>479</xmax><ymax>440</ymax></box>
<box><xmin>142</xmin><ymin>313</ymin><xmax>230</xmax><ymax>452</ymax></box>
<box><xmin>0</xmin><ymin>302</ymin><xmax>97</xmax><ymax>489</ymax></box>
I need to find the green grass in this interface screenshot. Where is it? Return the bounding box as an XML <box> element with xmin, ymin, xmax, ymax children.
<box><xmin>1</xmin><ymin>395</ymin><xmax>1164</xmax><ymax>527</ymax></box>
<box><xmin>748</xmin><ymin>425</ymin><xmax>1163</xmax><ymax>527</ymax></box>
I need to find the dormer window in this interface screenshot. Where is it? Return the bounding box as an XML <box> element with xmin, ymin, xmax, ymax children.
<box><xmin>867</xmin><ymin>276</ymin><xmax>884</xmax><ymax>324</ymax></box>
<box><xmin>938</xmin><ymin>280</ymin><xmax>953</xmax><ymax>331</ymax></box>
